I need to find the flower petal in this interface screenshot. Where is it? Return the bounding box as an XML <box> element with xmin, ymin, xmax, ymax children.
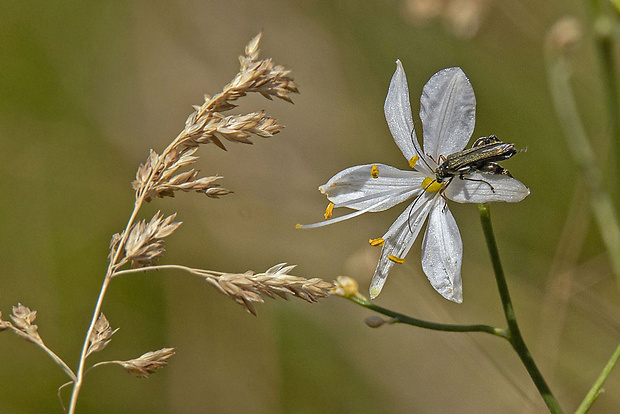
<box><xmin>420</xmin><ymin>67</ymin><xmax>476</xmax><ymax>160</ymax></box>
<box><xmin>320</xmin><ymin>164</ymin><xmax>424</xmax><ymax>211</ymax></box>
<box><xmin>385</xmin><ymin>61</ymin><xmax>431</xmax><ymax>175</ymax></box>
<box><xmin>421</xmin><ymin>199</ymin><xmax>463</xmax><ymax>303</ymax></box>
<box><xmin>369</xmin><ymin>192</ymin><xmax>437</xmax><ymax>298</ymax></box>
<box><xmin>444</xmin><ymin>173</ymin><xmax>530</xmax><ymax>203</ymax></box>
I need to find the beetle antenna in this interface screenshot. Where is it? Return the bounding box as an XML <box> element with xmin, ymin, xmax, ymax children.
<box><xmin>407</xmin><ymin>178</ymin><xmax>437</xmax><ymax>233</ymax></box>
<box><xmin>409</xmin><ymin>128</ymin><xmax>434</xmax><ymax>172</ymax></box>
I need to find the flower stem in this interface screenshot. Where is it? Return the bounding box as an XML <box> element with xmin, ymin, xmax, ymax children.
<box><xmin>575</xmin><ymin>342</ymin><xmax>620</xmax><ymax>413</ymax></box>
<box><xmin>477</xmin><ymin>203</ymin><xmax>563</xmax><ymax>414</ymax></box>
<box><xmin>345</xmin><ymin>294</ymin><xmax>506</xmax><ymax>336</ymax></box>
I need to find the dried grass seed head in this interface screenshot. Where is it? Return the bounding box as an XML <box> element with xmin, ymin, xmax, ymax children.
<box><xmin>123</xmin><ymin>212</ymin><xmax>182</xmax><ymax>267</ymax></box>
<box><xmin>133</xmin><ymin>148</ymin><xmax>232</xmax><ymax>202</ymax></box>
<box><xmin>131</xmin><ymin>32</ymin><xmax>297</xmax><ymax>206</ymax></box>
<box><xmin>0</xmin><ymin>311</ymin><xmax>10</xmax><ymax>332</ymax></box>
<box><xmin>10</xmin><ymin>303</ymin><xmax>42</xmax><ymax>343</ymax></box>
<box><xmin>86</xmin><ymin>313</ymin><xmax>119</xmax><ymax>357</ymax></box>
<box><xmin>206</xmin><ymin>263</ymin><xmax>334</xmax><ymax>315</ymax></box>
<box><xmin>118</xmin><ymin>347</ymin><xmax>176</xmax><ymax>378</ymax></box>
<box><xmin>179</xmin><ymin>32</ymin><xmax>298</xmax><ymax>150</ymax></box>
<box><xmin>11</xmin><ymin>303</ymin><xmax>37</xmax><ymax>329</ymax></box>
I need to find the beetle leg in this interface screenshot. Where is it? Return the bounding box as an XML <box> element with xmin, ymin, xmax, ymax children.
<box><xmin>478</xmin><ymin>162</ymin><xmax>513</xmax><ymax>177</ymax></box>
<box><xmin>459</xmin><ymin>174</ymin><xmax>495</xmax><ymax>193</ymax></box>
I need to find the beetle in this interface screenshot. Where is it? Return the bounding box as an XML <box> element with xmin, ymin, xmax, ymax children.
<box><xmin>432</xmin><ymin>135</ymin><xmax>518</xmax><ymax>192</ymax></box>
<box><xmin>405</xmin><ymin>133</ymin><xmax>523</xmax><ymax>230</ymax></box>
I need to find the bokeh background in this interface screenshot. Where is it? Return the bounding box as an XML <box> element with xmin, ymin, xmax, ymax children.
<box><xmin>2</xmin><ymin>0</ymin><xmax>619</xmax><ymax>412</ymax></box>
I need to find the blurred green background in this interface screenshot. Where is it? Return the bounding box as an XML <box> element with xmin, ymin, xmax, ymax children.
<box><xmin>1</xmin><ymin>0</ymin><xmax>619</xmax><ymax>412</ymax></box>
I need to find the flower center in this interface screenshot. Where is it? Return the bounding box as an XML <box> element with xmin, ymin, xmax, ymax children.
<box><xmin>422</xmin><ymin>177</ymin><xmax>442</xmax><ymax>193</ymax></box>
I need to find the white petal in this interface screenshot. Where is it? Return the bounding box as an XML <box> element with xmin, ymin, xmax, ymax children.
<box><xmin>320</xmin><ymin>164</ymin><xmax>424</xmax><ymax>211</ymax></box>
<box><xmin>444</xmin><ymin>173</ymin><xmax>530</xmax><ymax>203</ymax></box>
<box><xmin>420</xmin><ymin>67</ymin><xmax>476</xmax><ymax>160</ymax></box>
<box><xmin>385</xmin><ymin>61</ymin><xmax>431</xmax><ymax>175</ymax></box>
<box><xmin>421</xmin><ymin>199</ymin><xmax>463</xmax><ymax>303</ymax></box>
<box><xmin>369</xmin><ymin>192</ymin><xmax>437</xmax><ymax>298</ymax></box>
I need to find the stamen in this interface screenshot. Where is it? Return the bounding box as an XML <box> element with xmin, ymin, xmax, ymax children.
<box><xmin>388</xmin><ymin>255</ymin><xmax>405</xmax><ymax>264</ymax></box>
<box><xmin>369</xmin><ymin>238</ymin><xmax>385</xmax><ymax>247</ymax></box>
<box><xmin>371</xmin><ymin>164</ymin><xmax>379</xmax><ymax>179</ymax></box>
<box><xmin>296</xmin><ymin>202</ymin><xmax>382</xmax><ymax>230</ymax></box>
<box><xmin>422</xmin><ymin>177</ymin><xmax>442</xmax><ymax>193</ymax></box>
<box><xmin>324</xmin><ymin>202</ymin><xmax>334</xmax><ymax>219</ymax></box>
<box><xmin>408</xmin><ymin>155</ymin><xmax>420</xmax><ymax>169</ymax></box>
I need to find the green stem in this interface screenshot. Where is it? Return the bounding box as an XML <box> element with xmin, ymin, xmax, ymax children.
<box><xmin>478</xmin><ymin>203</ymin><xmax>563</xmax><ymax>414</ymax></box>
<box><xmin>575</xmin><ymin>342</ymin><xmax>620</xmax><ymax>413</ymax></box>
<box><xmin>598</xmin><ymin>23</ymin><xmax>620</xmax><ymax>160</ymax></box>
<box><xmin>345</xmin><ymin>294</ymin><xmax>506</xmax><ymax>337</ymax></box>
<box><xmin>612</xmin><ymin>0</ymin><xmax>620</xmax><ymax>16</ymax></box>
<box><xmin>592</xmin><ymin>4</ymin><xmax>620</xmax><ymax>192</ymax></box>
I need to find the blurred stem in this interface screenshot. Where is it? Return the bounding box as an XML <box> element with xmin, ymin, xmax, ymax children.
<box><xmin>478</xmin><ymin>203</ymin><xmax>563</xmax><ymax>414</ymax></box>
<box><xmin>575</xmin><ymin>342</ymin><xmax>620</xmax><ymax>413</ymax></box>
<box><xmin>545</xmin><ymin>46</ymin><xmax>620</xmax><ymax>289</ymax></box>
<box><xmin>591</xmin><ymin>1</ymin><xmax>620</xmax><ymax>188</ymax></box>
<box><xmin>597</xmin><ymin>20</ymin><xmax>620</xmax><ymax>167</ymax></box>
<box><xmin>344</xmin><ymin>294</ymin><xmax>506</xmax><ymax>336</ymax></box>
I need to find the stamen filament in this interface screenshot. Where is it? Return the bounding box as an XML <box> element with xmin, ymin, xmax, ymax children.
<box><xmin>297</xmin><ymin>199</ymin><xmax>386</xmax><ymax>230</ymax></box>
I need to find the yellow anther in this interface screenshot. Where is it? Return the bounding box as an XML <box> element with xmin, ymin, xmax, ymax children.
<box><xmin>324</xmin><ymin>202</ymin><xmax>334</xmax><ymax>219</ymax></box>
<box><xmin>371</xmin><ymin>164</ymin><xmax>379</xmax><ymax>179</ymax></box>
<box><xmin>295</xmin><ymin>223</ymin><xmax>302</xmax><ymax>229</ymax></box>
<box><xmin>369</xmin><ymin>237</ymin><xmax>385</xmax><ymax>247</ymax></box>
<box><xmin>388</xmin><ymin>255</ymin><xmax>405</xmax><ymax>264</ymax></box>
<box><xmin>422</xmin><ymin>177</ymin><xmax>442</xmax><ymax>193</ymax></box>
<box><xmin>409</xmin><ymin>155</ymin><xmax>420</xmax><ymax>169</ymax></box>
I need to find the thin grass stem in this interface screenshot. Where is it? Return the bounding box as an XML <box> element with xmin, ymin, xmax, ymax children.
<box><xmin>67</xmin><ymin>197</ymin><xmax>146</xmax><ymax>414</ymax></box>
<box><xmin>545</xmin><ymin>39</ymin><xmax>620</xmax><ymax>290</ymax></box>
<box><xmin>575</xmin><ymin>342</ymin><xmax>620</xmax><ymax>413</ymax></box>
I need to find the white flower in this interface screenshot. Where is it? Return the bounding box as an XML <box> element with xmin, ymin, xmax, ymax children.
<box><xmin>299</xmin><ymin>61</ymin><xmax>529</xmax><ymax>303</ymax></box>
